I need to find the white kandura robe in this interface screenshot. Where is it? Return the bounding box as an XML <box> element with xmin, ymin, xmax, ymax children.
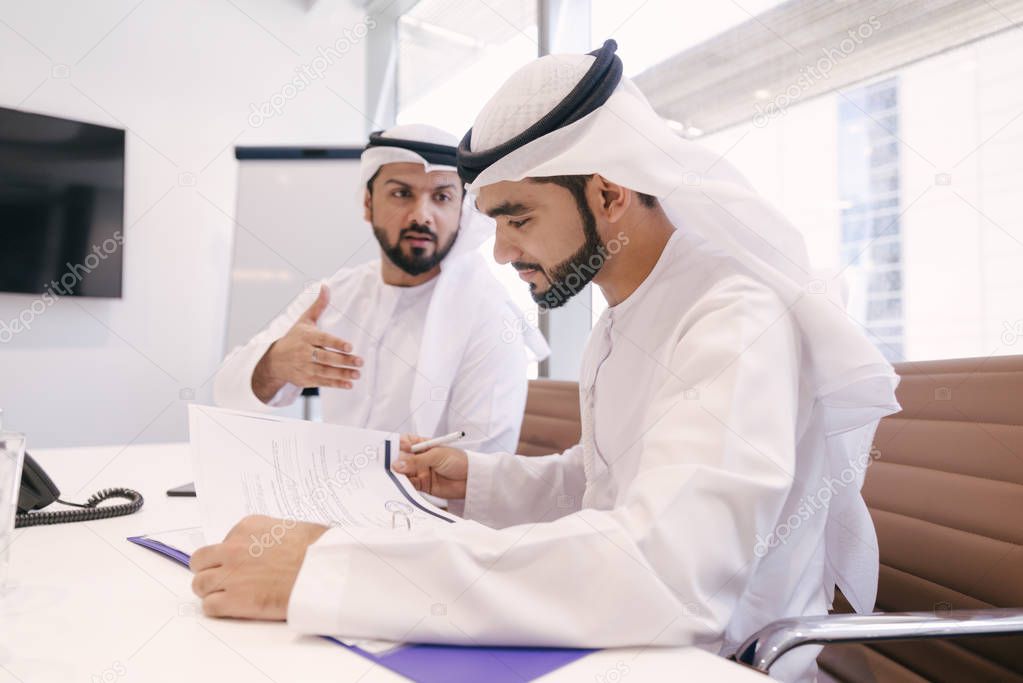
<box><xmin>288</xmin><ymin>231</ymin><xmax>862</xmax><ymax>682</ymax></box>
<box><xmin>213</xmin><ymin>258</ymin><xmax>529</xmax><ymax>454</ymax></box>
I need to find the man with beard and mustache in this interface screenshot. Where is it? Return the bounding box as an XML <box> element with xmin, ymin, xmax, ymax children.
<box><xmin>503</xmin><ymin>173</ymin><xmax>633</xmax><ymax>310</ymax></box>
<box><xmin>213</xmin><ymin>124</ymin><xmax>548</xmax><ymax>457</ymax></box>
<box><xmin>194</xmin><ymin>44</ymin><xmax>899</xmax><ymax>683</ymax></box>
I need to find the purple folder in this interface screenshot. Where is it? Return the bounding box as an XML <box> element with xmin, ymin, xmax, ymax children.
<box><xmin>128</xmin><ymin>536</ymin><xmax>192</xmax><ymax>567</ymax></box>
<box><xmin>128</xmin><ymin>536</ymin><xmax>594</xmax><ymax>682</ymax></box>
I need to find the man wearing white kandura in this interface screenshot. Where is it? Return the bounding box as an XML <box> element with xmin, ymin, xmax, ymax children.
<box><xmin>213</xmin><ymin>124</ymin><xmax>548</xmax><ymax>455</ymax></box>
<box><xmin>193</xmin><ymin>42</ymin><xmax>899</xmax><ymax>683</ymax></box>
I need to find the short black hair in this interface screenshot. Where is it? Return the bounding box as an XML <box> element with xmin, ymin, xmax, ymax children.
<box><xmin>529</xmin><ymin>174</ymin><xmax>657</xmax><ymax>209</ymax></box>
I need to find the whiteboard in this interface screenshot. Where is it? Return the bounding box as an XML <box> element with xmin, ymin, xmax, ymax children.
<box><xmin>226</xmin><ymin>148</ymin><xmax>379</xmax><ymax>353</ymax></box>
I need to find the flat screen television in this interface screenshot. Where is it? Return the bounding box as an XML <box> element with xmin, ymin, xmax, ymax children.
<box><xmin>0</xmin><ymin>106</ymin><xmax>125</xmax><ymax>298</ymax></box>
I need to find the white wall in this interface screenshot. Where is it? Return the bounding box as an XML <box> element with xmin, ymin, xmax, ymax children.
<box><xmin>0</xmin><ymin>0</ymin><xmax>374</xmax><ymax>447</ymax></box>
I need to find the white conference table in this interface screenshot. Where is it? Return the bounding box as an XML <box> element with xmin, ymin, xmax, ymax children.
<box><xmin>1</xmin><ymin>443</ymin><xmax>768</xmax><ymax>683</ymax></box>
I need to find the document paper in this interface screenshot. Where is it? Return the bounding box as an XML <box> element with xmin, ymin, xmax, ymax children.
<box><xmin>188</xmin><ymin>404</ymin><xmax>457</xmax><ymax>544</ymax></box>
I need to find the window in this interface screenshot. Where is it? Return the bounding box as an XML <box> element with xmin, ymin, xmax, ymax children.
<box><xmin>696</xmin><ymin>29</ymin><xmax>1023</xmax><ymax>362</ymax></box>
<box><xmin>838</xmin><ymin>77</ymin><xmax>904</xmax><ymax>362</ymax></box>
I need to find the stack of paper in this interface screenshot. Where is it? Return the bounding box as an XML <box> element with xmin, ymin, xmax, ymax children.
<box><xmin>188</xmin><ymin>404</ymin><xmax>458</xmax><ymax>541</ymax></box>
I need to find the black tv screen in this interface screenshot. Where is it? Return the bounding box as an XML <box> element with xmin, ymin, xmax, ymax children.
<box><xmin>0</xmin><ymin>106</ymin><xmax>125</xmax><ymax>298</ymax></box>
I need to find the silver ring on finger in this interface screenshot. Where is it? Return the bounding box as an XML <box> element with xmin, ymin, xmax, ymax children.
<box><xmin>312</xmin><ymin>347</ymin><xmax>318</xmax><ymax>364</ymax></box>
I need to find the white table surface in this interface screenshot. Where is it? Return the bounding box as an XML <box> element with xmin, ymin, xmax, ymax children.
<box><xmin>0</xmin><ymin>443</ymin><xmax>767</xmax><ymax>683</ymax></box>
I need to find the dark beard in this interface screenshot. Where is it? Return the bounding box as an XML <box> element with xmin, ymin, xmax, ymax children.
<box><xmin>373</xmin><ymin>222</ymin><xmax>459</xmax><ymax>276</ymax></box>
<box><xmin>518</xmin><ymin>200</ymin><xmax>606</xmax><ymax>310</ymax></box>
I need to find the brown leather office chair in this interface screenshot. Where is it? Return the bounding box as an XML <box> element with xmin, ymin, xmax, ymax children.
<box><xmin>516</xmin><ymin>379</ymin><xmax>581</xmax><ymax>456</ymax></box>
<box><xmin>765</xmin><ymin>355</ymin><xmax>1023</xmax><ymax>683</ymax></box>
<box><xmin>517</xmin><ymin>355</ymin><xmax>1023</xmax><ymax>682</ymax></box>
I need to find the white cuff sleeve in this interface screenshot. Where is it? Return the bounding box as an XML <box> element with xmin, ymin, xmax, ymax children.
<box><xmin>461</xmin><ymin>446</ymin><xmax>586</xmax><ymax>528</ymax></box>
<box><xmin>286</xmin><ymin>526</ymin><xmax>354</xmax><ymax>636</ymax></box>
<box><xmin>462</xmin><ymin>450</ymin><xmax>497</xmax><ymax>527</ymax></box>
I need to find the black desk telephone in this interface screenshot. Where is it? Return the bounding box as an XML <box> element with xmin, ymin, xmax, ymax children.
<box><xmin>17</xmin><ymin>452</ymin><xmax>144</xmax><ymax>528</ymax></box>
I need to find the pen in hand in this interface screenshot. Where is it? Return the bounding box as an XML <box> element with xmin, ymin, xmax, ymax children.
<box><xmin>410</xmin><ymin>430</ymin><xmax>466</xmax><ymax>453</ymax></box>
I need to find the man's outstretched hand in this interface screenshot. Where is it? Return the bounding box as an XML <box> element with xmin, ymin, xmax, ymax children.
<box><xmin>251</xmin><ymin>285</ymin><xmax>363</xmax><ymax>403</ymax></box>
<box><xmin>190</xmin><ymin>514</ymin><xmax>329</xmax><ymax>620</ymax></box>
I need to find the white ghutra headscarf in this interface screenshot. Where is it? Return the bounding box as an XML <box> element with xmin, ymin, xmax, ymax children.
<box><xmin>457</xmin><ymin>41</ymin><xmax>900</xmax><ymax>614</ymax></box>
